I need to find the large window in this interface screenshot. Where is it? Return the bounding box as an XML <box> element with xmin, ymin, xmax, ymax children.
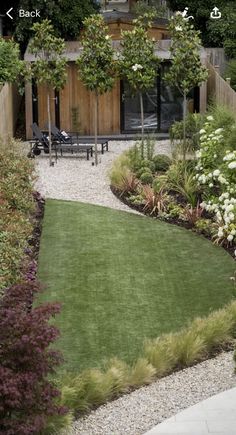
<box><xmin>121</xmin><ymin>63</ymin><xmax>196</xmax><ymax>133</ymax></box>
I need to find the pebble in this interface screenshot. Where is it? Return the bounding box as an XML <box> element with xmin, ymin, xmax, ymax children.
<box><xmin>34</xmin><ymin>140</ymin><xmax>171</xmax><ymax>212</ymax></box>
<box><xmin>69</xmin><ymin>352</ymin><xmax>236</xmax><ymax>435</ymax></box>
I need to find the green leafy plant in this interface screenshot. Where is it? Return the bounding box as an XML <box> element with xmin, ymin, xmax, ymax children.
<box><xmin>165</xmin><ymin>14</ymin><xmax>208</xmax><ymax>160</ymax></box>
<box><xmin>170</xmin><ymin>113</ymin><xmax>203</xmax><ymax>156</ymax></box>
<box><xmin>29</xmin><ymin>20</ymin><xmax>67</xmax><ymax>166</ymax></box>
<box><xmin>166</xmin><ymin>161</ymin><xmax>199</xmax><ymax>207</ymax></box>
<box><xmin>140</xmin><ymin>171</ymin><xmax>154</xmax><ymax>185</ymax></box>
<box><xmin>0</xmin><ymin>38</ymin><xmax>25</xmax><ymax>87</ymax></box>
<box><xmin>76</xmin><ymin>15</ymin><xmax>116</xmax><ymax>165</ymax></box>
<box><xmin>152</xmin><ymin>154</ymin><xmax>172</xmax><ymax>172</ymax></box>
<box><xmin>224</xmin><ymin>59</ymin><xmax>236</xmax><ymax>91</ymax></box>
<box><xmin>119</xmin><ymin>14</ymin><xmax>160</xmax><ymax>144</ymax></box>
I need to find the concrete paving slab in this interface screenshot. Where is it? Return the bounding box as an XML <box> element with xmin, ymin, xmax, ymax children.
<box><xmin>144</xmin><ymin>387</ymin><xmax>236</xmax><ymax>435</ymax></box>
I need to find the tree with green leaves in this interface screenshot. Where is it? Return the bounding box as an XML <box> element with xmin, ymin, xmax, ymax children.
<box><xmin>165</xmin><ymin>13</ymin><xmax>208</xmax><ymax>159</ymax></box>
<box><xmin>0</xmin><ymin>38</ymin><xmax>24</xmax><ymax>86</ymax></box>
<box><xmin>4</xmin><ymin>0</ymin><xmax>99</xmax><ymax>47</ymax></box>
<box><xmin>76</xmin><ymin>14</ymin><xmax>116</xmax><ymax>166</ymax></box>
<box><xmin>167</xmin><ymin>0</ymin><xmax>235</xmax><ymax>52</ymax></box>
<box><xmin>119</xmin><ymin>13</ymin><xmax>160</xmax><ymax>145</ymax></box>
<box><xmin>29</xmin><ymin>19</ymin><xmax>67</xmax><ymax>166</ymax></box>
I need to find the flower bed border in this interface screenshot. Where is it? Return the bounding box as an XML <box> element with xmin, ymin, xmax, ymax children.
<box><xmin>110</xmin><ymin>185</ymin><xmax>235</xmax><ymax>260</ymax></box>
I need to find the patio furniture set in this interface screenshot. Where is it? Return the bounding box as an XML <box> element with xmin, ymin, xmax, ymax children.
<box><xmin>28</xmin><ymin>123</ymin><xmax>109</xmax><ymax>160</ymax></box>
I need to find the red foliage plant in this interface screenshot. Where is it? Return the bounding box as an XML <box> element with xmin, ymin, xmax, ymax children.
<box><xmin>0</xmin><ymin>282</ymin><xmax>66</xmax><ymax>435</ymax></box>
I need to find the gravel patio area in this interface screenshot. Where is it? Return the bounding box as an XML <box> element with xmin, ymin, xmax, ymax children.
<box><xmin>35</xmin><ymin>140</ymin><xmax>171</xmax><ymax>212</ymax></box>
<box><xmin>69</xmin><ymin>352</ymin><xmax>236</xmax><ymax>435</ymax></box>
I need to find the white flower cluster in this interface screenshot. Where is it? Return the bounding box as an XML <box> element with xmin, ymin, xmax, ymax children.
<box><xmin>132</xmin><ymin>64</ymin><xmax>143</xmax><ymax>71</ymax></box>
<box><xmin>195</xmin><ymin>118</ymin><xmax>236</xmax><ymax>253</ymax></box>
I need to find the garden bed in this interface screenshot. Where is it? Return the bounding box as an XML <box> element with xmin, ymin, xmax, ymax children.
<box><xmin>110</xmin><ymin>185</ymin><xmax>235</xmax><ymax>259</ymax></box>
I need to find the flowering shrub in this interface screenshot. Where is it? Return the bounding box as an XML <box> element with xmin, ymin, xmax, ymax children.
<box><xmin>195</xmin><ymin>117</ymin><xmax>236</xmax><ymax>253</ymax></box>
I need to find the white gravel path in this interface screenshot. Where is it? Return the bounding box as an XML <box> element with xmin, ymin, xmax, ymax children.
<box><xmin>69</xmin><ymin>352</ymin><xmax>236</xmax><ymax>435</ymax></box>
<box><xmin>35</xmin><ymin>140</ymin><xmax>171</xmax><ymax>212</ymax></box>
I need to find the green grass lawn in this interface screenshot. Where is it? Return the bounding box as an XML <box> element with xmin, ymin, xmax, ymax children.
<box><xmin>38</xmin><ymin>199</ymin><xmax>235</xmax><ymax>372</ymax></box>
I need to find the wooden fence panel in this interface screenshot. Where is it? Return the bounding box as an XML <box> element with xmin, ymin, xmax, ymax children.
<box><xmin>207</xmin><ymin>61</ymin><xmax>236</xmax><ymax>117</ymax></box>
<box><xmin>0</xmin><ymin>83</ymin><xmax>21</xmax><ymax>142</ymax></box>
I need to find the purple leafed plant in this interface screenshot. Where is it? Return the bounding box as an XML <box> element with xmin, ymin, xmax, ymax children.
<box><xmin>0</xmin><ymin>282</ymin><xmax>66</xmax><ymax>434</ymax></box>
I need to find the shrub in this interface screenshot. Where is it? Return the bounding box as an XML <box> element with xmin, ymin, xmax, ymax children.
<box><xmin>170</xmin><ymin>113</ymin><xmax>203</xmax><ymax>152</ymax></box>
<box><xmin>224</xmin><ymin>59</ymin><xmax>236</xmax><ymax>91</ymax></box>
<box><xmin>0</xmin><ymin>149</ymin><xmax>35</xmax><ymax>292</ymax></box>
<box><xmin>153</xmin><ymin>154</ymin><xmax>172</xmax><ymax>172</ymax></box>
<box><xmin>206</xmin><ymin>104</ymin><xmax>235</xmax><ymax>133</ymax></box>
<box><xmin>195</xmin><ymin>218</ymin><xmax>214</xmax><ymax>236</ymax></box>
<box><xmin>0</xmin><ymin>282</ymin><xmax>67</xmax><ymax>434</ymax></box>
<box><xmin>136</xmin><ymin>166</ymin><xmax>152</xmax><ymax>178</ymax></box>
<box><xmin>140</xmin><ymin>171</ymin><xmax>154</xmax><ymax>185</ymax></box>
<box><xmin>195</xmin><ymin>118</ymin><xmax>236</xmax><ymax>248</ymax></box>
<box><xmin>165</xmin><ymin>201</ymin><xmax>184</xmax><ymax>219</ymax></box>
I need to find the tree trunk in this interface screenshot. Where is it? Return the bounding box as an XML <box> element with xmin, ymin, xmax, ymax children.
<box><xmin>139</xmin><ymin>91</ymin><xmax>144</xmax><ymax>159</ymax></box>
<box><xmin>94</xmin><ymin>91</ymin><xmax>98</xmax><ymax>166</ymax></box>
<box><xmin>47</xmin><ymin>91</ymin><xmax>53</xmax><ymax>167</ymax></box>
<box><xmin>183</xmin><ymin>92</ymin><xmax>187</xmax><ymax>162</ymax></box>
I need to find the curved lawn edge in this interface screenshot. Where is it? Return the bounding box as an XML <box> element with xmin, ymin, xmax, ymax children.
<box><xmin>110</xmin><ymin>185</ymin><xmax>236</xmax><ymax>260</ymax></box>
<box><xmin>38</xmin><ymin>199</ymin><xmax>235</xmax><ymax>371</ymax></box>
<box><xmin>58</xmin><ymin>299</ymin><xmax>236</xmax><ymax>419</ymax></box>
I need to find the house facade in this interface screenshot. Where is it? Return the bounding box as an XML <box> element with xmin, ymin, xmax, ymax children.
<box><xmin>24</xmin><ymin>11</ymin><xmax>207</xmax><ymax>139</ymax></box>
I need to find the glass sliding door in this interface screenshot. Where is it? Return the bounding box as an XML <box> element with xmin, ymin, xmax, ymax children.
<box><xmin>121</xmin><ymin>79</ymin><xmax>158</xmax><ymax>133</ymax></box>
<box><xmin>121</xmin><ymin>62</ymin><xmax>192</xmax><ymax>133</ymax></box>
<box><xmin>160</xmin><ymin>63</ymin><xmax>183</xmax><ymax>131</ymax></box>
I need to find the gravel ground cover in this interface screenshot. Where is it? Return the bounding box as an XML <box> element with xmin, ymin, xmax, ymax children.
<box><xmin>35</xmin><ymin>140</ymin><xmax>171</xmax><ymax>210</ymax></box>
<box><xmin>69</xmin><ymin>351</ymin><xmax>236</xmax><ymax>435</ymax></box>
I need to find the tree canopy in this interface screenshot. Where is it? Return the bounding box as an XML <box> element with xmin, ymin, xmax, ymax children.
<box><xmin>167</xmin><ymin>0</ymin><xmax>236</xmax><ymax>55</ymax></box>
<box><xmin>3</xmin><ymin>0</ymin><xmax>99</xmax><ymax>45</ymax></box>
<box><xmin>0</xmin><ymin>38</ymin><xmax>25</xmax><ymax>87</ymax></box>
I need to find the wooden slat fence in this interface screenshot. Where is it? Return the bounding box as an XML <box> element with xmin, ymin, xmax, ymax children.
<box><xmin>0</xmin><ymin>83</ymin><xmax>21</xmax><ymax>142</ymax></box>
<box><xmin>207</xmin><ymin>60</ymin><xmax>236</xmax><ymax>117</ymax></box>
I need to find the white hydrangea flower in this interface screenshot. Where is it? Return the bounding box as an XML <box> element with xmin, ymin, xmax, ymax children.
<box><xmin>213</xmin><ymin>169</ymin><xmax>220</xmax><ymax>177</ymax></box>
<box><xmin>228</xmin><ymin>161</ymin><xmax>236</xmax><ymax>169</ymax></box>
<box><xmin>175</xmin><ymin>26</ymin><xmax>182</xmax><ymax>31</ymax></box>
<box><xmin>207</xmin><ymin>115</ymin><xmax>214</xmax><ymax>121</ymax></box>
<box><xmin>227</xmin><ymin>234</ymin><xmax>234</xmax><ymax>242</ymax></box>
<box><xmin>215</xmin><ymin>128</ymin><xmax>224</xmax><ymax>134</ymax></box>
<box><xmin>132</xmin><ymin>64</ymin><xmax>143</xmax><ymax>71</ymax></box>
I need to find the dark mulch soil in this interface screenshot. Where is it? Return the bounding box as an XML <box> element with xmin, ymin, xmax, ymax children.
<box><xmin>22</xmin><ymin>191</ymin><xmax>45</xmax><ymax>284</ymax></box>
<box><xmin>110</xmin><ymin>185</ymin><xmax>235</xmax><ymax>260</ymax></box>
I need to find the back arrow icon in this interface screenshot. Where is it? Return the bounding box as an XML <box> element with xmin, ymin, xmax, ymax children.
<box><xmin>6</xmin><ymin>7</ymin><xmax>13</xmax><ymax>19</ymax></box>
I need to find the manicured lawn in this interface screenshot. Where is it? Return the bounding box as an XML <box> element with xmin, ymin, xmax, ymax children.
<box><xmin>38</xmin><ymin>199</ymin><xmax>235</xmax><ymax>372</ymax></box>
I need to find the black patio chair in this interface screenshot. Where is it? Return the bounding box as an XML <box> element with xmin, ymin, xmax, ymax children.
<box><xmin>29</xmin><ymin>123</ymin><xmax>92</xmax><ymax>161</ymax></box>
<box><xmin>51</xmin><ymin>125</ymin><xmax>109</xmax><ymax>154</ymax></box>
<box><xmin>28</xmin><ymin>123</ymin><xmax>59</xmax><ymax>158</ymax></box>
<box><xmin>47</xmin><ymin>124</ymin><xmax>93</xmax><ymax>160</ymax></box>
